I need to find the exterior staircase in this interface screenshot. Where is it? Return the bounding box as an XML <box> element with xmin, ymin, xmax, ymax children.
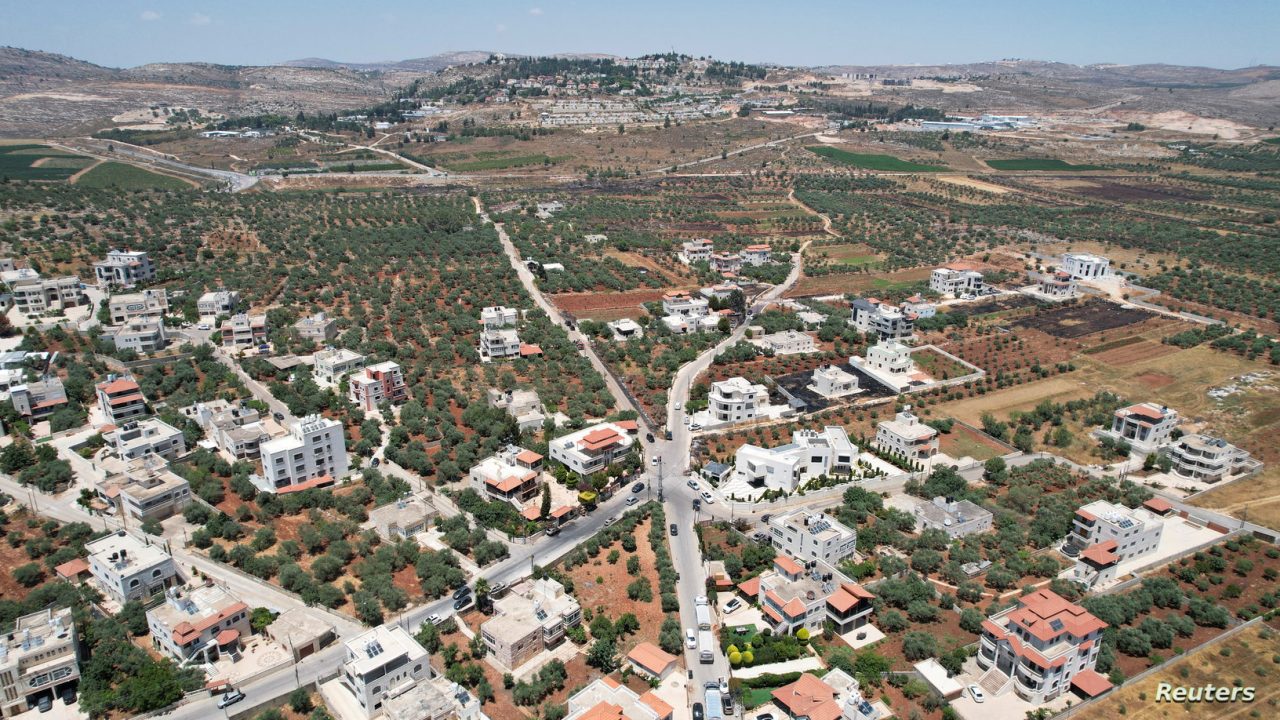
<box><xmin>978</xmin><ymin>665</ymin><xmax>1014</xmax><ymax>697</ymax></box>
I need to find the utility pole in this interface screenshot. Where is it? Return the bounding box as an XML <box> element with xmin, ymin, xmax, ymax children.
<box><xmin>656</xmin><ymin>457</ymin><xmax>664</xmax><ymax>503</ymax></box>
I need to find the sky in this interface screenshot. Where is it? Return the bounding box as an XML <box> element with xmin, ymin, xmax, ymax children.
<box><xmin>2</xmin><ymin>0</ymin><xmax>1276</xmax><ymax>70</ymax></box>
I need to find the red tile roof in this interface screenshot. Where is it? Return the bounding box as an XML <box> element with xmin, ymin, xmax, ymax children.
<box><xmin>1080</xmin><ymin>540</ymin><xmax>1119</xmax><ymax>567</ymax></box>
<box><xmin>626</xmin><ymin>642</ymin><xmax>677</xmax><ymax>676</ymax></box>
<box><xmin>172</xmin><ymin>601</ymin><xmax>249</xmax><ymax>645</ymax></box>
<box><xmin>782</xmin><ymin>597</ymin><xmax>809</xmax><ymax>619</ymax></box>
<box><xmin>613</xmin><ymin>419</ymin><xmax>639</xmax><ymax>432</ymax></box>
<box><xmin>771</xmin><ymin>673</ymin><xmax>841</xmax><ymax>720</ymax></box>
<box><xmin>827</xmin><ymin>583</ymin><xmax>874</xmax><ymax>613</ymax></box>
<box><xmin>518</xmin><ymin>343</ymin><xmax>543</xmax><ymax>357</ymax></box>
<box><xmin>577</xmin><ymin>702</ymin><xmax>625</xmax><ymax>720</ymax></box>
<box><xmin>277</xmin><ymin>475</ymin><xmax>334</xmax><ymax>495</ymax></box>
<box><xmin>516</xmin><ymin>449</ymin><xmax>544</xmax><ymax>465</ymax></box>
<box><xmin>54</xmin><ymin>557</ymin><xmax>89</xmax><ymax>579</ymax></box>
<box><xmin>521</xmin><ymin>506</ymin><xmax>543</xmax><ymax>521</ymax></box>
<box><xmin>1143</xmin><ymin>497</ymin><xmax>1174</xmax><ymax>514</ymax></box>
<box><xmin>638</xmin><ymin>691</ymin><xmax>673</xmax><ymax>720</ymax></box>
<box><xmin>774</xmin><ymin>555</ymin><xmax>803</xmax><ymax>576</ymax></box>
<box><xmin>551</xmin><ymin>505</ymin><xmax>574</xmax><ymax>518</ymax></box>
<box><xmin>215</xmin><ymin>629</ymin><xmax>240</xmax><ymax>645</ymax></box>
<box><xmin>737</xmin><ymin>576</ymin><xmax>761</xmax><ymax>598</ymax></box>
<box><xmin>1122</xmin><ymin>403</ymin><xmax>1167</xmax><ymax>421</ymax></box>
<box><xmin>581</xmin><ymin>428</ymin><xmax>623</xmax><ymax>451</ymax></box>
<box><xmin>1075</xmin><ymin>508</ymin><xmax>1097</xmax><ymax>522</ymax></box>
<box><xmin>106</xmin><ymin>393</ymin><xmax>144</xmax><ymax>407</ymax></box>
<box><xmin>96</xmin><ymin>378</ymin><xmax>140</xmax><ymax>394</ymax></box>
<box><xmin>1007</xmin><ymin>589</ymin><xmax>1107</xmax><ymax>643</ymax></box>
<box><xmin>487</xmin><ymin>471</ymin><xmax>537</xmax><ymax>492</ymax></box>
<box><xmin>1070</xmin><ymin>669</ymin><xmax>1113</xmax><ymax>697</ymax></box>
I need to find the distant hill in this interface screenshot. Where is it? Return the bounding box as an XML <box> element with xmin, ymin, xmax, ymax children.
<box><xmin>281</xmin><ymin>51</ymin><xmax>500</xmax><ymax>73</ymax></box>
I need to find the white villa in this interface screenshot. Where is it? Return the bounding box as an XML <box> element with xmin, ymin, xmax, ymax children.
<box><xmin>930</xmin><ymin>266</ymin><xmax>984</xmax><ymax>297</ymax></box>
<box><xmin>727</xmin><ymin>426</ymin><xmax>857</xmax><ymax>498</ymax></box>
<box><xmin>1096</xmin><ymin>402</ymin><xmax>1179</xmax><ymax>455</ymax></box>
<box><xmin>607</xmin><ymin>318</ymin><xmax>644</xmax><ymax>340</ymax></box>
<box><xmin>848</xmin><ymin>298</ymin><xmax>914</xmax><ymax>340</ymax></box>
<box><xmin>1067</xmin><ymin>500</ymin><xmax>1164</xmax><ymax>588</ymax></box>
<box><xmin>808</xmin><ymin>364</ymin><xmax>860</xmax><ymax>398</ymax></box>
<box><xmin>1160</xmin><ymin>433</ymin><xmax>1261</xmax><ymax>484</ymax></box>
<box><xmin>750</xmin><ymin>329</ymin><xmax>817</xmax><ymax>355</ymax></box>
<box><xmin>481</xmin><ymin>306</ymin><xmax>520</xmax><ymax>330</ymax></box>
<box><xmin>548</xmin><ymin>422</ymin><xmax>636</xmax><ymax>476</ymax></box>
<box><xmin>678</xmin><ymin>238</ymin><xmax>714</xmax><ymax>265</ymax></box>
<box><xmin>851</xmin><ymin>339</ymin><xmax>927</xmax><ymax>392</ymax></box>
<box><xmin>1062</xmin><ymin>253</ymin><xmax>1111</xmax><ymax>280</ymax></box>
<box><xmin>708</xmin><ymin>377</ymin><xmax>768</xmax><ymax>426</ymax></box>
<box><xmin>875</xmin><ymin>407</ymin><xmax>939</xmax><ymax>461</ymax></box>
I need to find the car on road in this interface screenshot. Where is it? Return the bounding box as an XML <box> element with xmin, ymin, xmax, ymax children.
<box><xmin>719</xmin><ymin>677</ymin><xmax>729</xmax><ymax>694</ymax></box>
<box><xmin>691</xmin><ymin>703</ymin><xmax>704</xmax><ymax>720</ymax></box>
<box><xmin>625</xmin><ymin>496</ymin><xmax>639</xmax><ymax>506</ymax></box>
<box><xmin>426</xmin><ymin>613</ymin><xmax>443</xmax><ymax>625</ymax></box>
<box><xmin>453</xmin><ymin>596</ymin><xmax>473</xmax><ymax>611</ymax></box>
<box><xmin>631</xmin><ymin>482</ymin><xmax>645</xmax><ymax>493</ymax></box>
<box><xmin>683</xmin><ymin>416</ymin><xmax>691</xmax><ymax>425</ymax></box>
<box><xmin>273</xmin><ymin>411</ymin><xmax>285</xmax><ymax>422</ymax></box>
<box><xmin>690</xmin><ymin>423</ymin><xmax>703</xmax><ymax>431</ymax></box>
<box><xmin>651</xmin><ymin>457</ymin><xmax>660</xmax><ymax>466</ymax></box>
<box><xmin>646</xmin><ymin>433</ymin><xmax>655</xmax><ymax>443</ymax></box>
<box><xmin>967</xmin><ymin>685</ymin><xmax>985</xmax><ymax>703</ymax></box>
<box><xmin>217</xmin><ymin>690</ymin><xmax>246</xmax><ymax>709</ymax></box>
<box><xmin>686</xmin><ymin>628</ymin><xmax>697</xmax><ymax>649</ymax></box>
<box><xmin>197</xmin><ymin>323</ymin><xmax>211</xmax><ymax>330</ymax></box>
<box><xmin>695</xmin><ymin>595</ymin><xmax>708</xmax><ymax>606</ymax></box>
<box><xmin>545</xmin><ymin>526</ymin><xmax>561</xmax><ymax>537</ymax></box>
<box><xmin>669</xmin><ymin>523</ymin><xmax>678</xmax><ymax>536</ymax></box>
<box><xmin>371</xmin><ymin>458</ymin><xmax>380</xmax><ymax>467</ymax></box>
<box><xmin>700</xmin><ymin>491</ymin><xmax>714</xmax><ymax>504</ymax></box>
<box><xmin>724</xmin><ymin>598</ymin><xmax>742</xmax><ymax>614</ymax></box>
<box><xmin>692</xmin><ymin>498</ymin><xmax>701</xmax><ymax>510</ymax></box>
<box><xmin>687</xmin><ymin>479</ymin><xmax>700</xmax><ymax>490</ymax></box>
<box><xmin>452</xmin><ymin>585</ymin><xmax>471</xmax><ymax>600</ymax></box>
<box><xmin>665</xmin><ymin>430</ymin><xmax>673</xmax><ymax>440</ymax></box>
<box><xmin>760</xmin><ymin>513</ymin><xmax>772</xmax><ymax>524</ymax></box>
<box><xmin>604</xmin><ymin>515</ymin><xmax>618</xmax><ymax>526</ymax></box>
<box><xmin>757</xmin><ymin>714</ymin><xmax>775</xmax><ymax>720</ymax></box>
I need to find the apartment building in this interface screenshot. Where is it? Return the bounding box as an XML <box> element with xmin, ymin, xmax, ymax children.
<box><xmin>767</xmin><ymin>510</ymin><xmax>858</xmax><ymax>566</ymax></box>
<box><xmin>221</xmin><ymin>313</ymin><xmax>268</xmax><ymax>348</ymax></box>
<box><xmin>184</xmin><ymin>400</ymin><xmax>269</xmax><ymax>460</ymax></box>
<box><xmin>750</xmin><ymin>329</ymin><xmax>817</xmax><ymax>355</ymax></box>
<box><xmin>349</xmin><ymin>362</ymin><xmax>408</xmax><ymax>412</ymax></box>
<box><xmin>197</xmin><ymin>289</ymin><xmax>240</xmax><ymax>316</ymax></box>
<box><xmin>97</xmin><ymin>456</ymin><xmax>192</xmax><ymax>522</ymax></box>
<box><xmin>147</xmin><ymin>585</ymin><xmax>249</xmax><ymax>663</ymax></box>
<box><xmin>708</xmin><ymin>376</ymin><xmax>769</xmax><ymax>425</ymax></box>
<box><xmin>548</xmin><ymin>422</ymin><xmax>635</xmax><ymax>476</ymax></box>
<box><xmin>9</xmin><ymin>377</ymin><xmax>67</xmax><ymax>420</ymax></box>
<box><xmin>730</xmin><ymin>426</ymin><xmax>857</xmax><ymax>495</ymax></box>
<box><xmin>1161</xmin><ymin>433</ymin><xmax>1261</xmax><ymax>483</ymax></box>
<box><xmin>106</xmin><ymin>318</ymin><xmax>168</xmax><ymax>354</ymax></box>
<box><xmin>929</xmin><ymin>266</ymin><xmax>985</xmax><ymax>297</ymax></box>
<box><xmin>710</xmin><ymin>252</ymin><xmax>743</xmax><ymax>274</ymax></box>
<box><xmin>901</xmin><ymin>294</ymin><xmax>938</xmax><ymax>319</ymax></box>
<box><xmin>258</xmin><ymin>414</ymin><xmax>350</xmax><ymax>491</ymax></box>
<box><xmin>108</xmin><ymin>289</ymin><xmax>168</xmax><ymax>324</ymax></box>
<box><xmin>104</xmin><ymin>417</ymin><xmax>186</xmax><ymax>461</ymax></box>
<box><xmin>481</xmin><ymin>578</ymin><xmax>582</xmax><ymax>671</ymax></box>
<box><xmin>678</xmin><ymin>238</ymin><xmax>714</xmax><ymax>265</ymax></box>
<box><xmin>85</xmin><ymin>530</ymin><xmax>179</xmax><ymax>604</ymax></box>
<box><xmin>740</xmin><ymin>244</ymin><xmax>773</xmax><ymax>266</ymax></box>
<box><xmin>8</xmin><ymin>275</ymin><xmax>84</xmax><ymax>315</ymax></box>
<box><xmin>848</xmin><ymin>298</ymin><xmax>915</xmax><ymax>340</ymax></box>
<box><xmin>1066</xmin><ymin>500</ymin><xmax>1164</xmax><ymax>588</ymax></box>
<box><xmin>661</xmin><ymin>291</ymin><xmax>710</xmax><ymax>318</ymax></box>
<box><xmin>914</xmin><ymin>496</ymin><xmax>993</xmax><ymax>539</ymax></box>
<box><xmin>382</xmin><ymin>676</ymin><xmax>482</xmax><ymax>720</ymax></box>
<box><xmin>1062</xmin><ymin>253</ymin><xmax>1110</xmax><ymax>280</ymax></box>
<box><xmin>96</xmin><ymin>376</ymin><xmax>147</xmax><ymax>424</ymax></box>
<box><xmin>481</xmin><ymin>305</ymin><xmax>520</xmax><ymax>330</ymax></box>
<box><xmin>487</xmin><ymin>387</ymin><xmax>548</xmax><ymax>432</ymax></box>
<box><xmin>479</xmin><ymin>328</ymin><xmax>521</xmax><ymax>360</ymax></box>
<box><xmin>1096</xmin><ymin>402</ymin><xmax>1179</xmax><ymax>454</ymax></box>
<box><xmin>339</xmin><ymin>624</ymin><xmax>432</xmax><ymax>717</ymax></box>
<box><xmin>470</xmin><ymin>445</ymin><xmax>544</xmax><ymax>505</ymax></box>
<box><xmin>94</xmin><ymin>249</ymin><xmax>155</xmax><ymax>288</ymax></box>
<box><xmin>808</xmin><ymin>364</ymin><xmax>860</xmax><ymax>398</ymax></box>
<box><xmin>1038</xmin><ymin>270</ymin><xmax>1078</xmax><ymax>298</ymax></box>
<box><xmin>977</xmin><ymin>589</ymin><xmax>1110</xmax><ymax>703</ymax></box>
<box><xmin>566</xmin><ymin>676</ymin><xmax>674</xmax><ymax>720</ymax></box>
<box><xmin>313</xmin><ymin>348</ymin><xmax>366</xmax><ymax>385</ymax></box>
<box><xmin>294</xmin><ymin>312</ymin><xmax>338</xmax><ymax>342</ymax></box>
<box><xmin>368</xmin><ymin>497</ymin><xmax>437</xmax><ymax>541</ymax></box>
<box><xmin>0</xmin><ymin>608</ymin><xmax>79</xmax><ymax>718</ymax></box>
<box><xmin>875</xmin><ymin>407</ymin><xmax>939</xmax><ymax>461</ymax></box>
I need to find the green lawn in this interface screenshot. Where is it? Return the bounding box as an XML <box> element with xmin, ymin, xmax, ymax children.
<box><xmin>0</xmin><ymin>145</ymin><xmax>94</xmax><ymax>181</ymax></box>
<box><xmin>75</xmin><ymin>162</ymin><xmax>191</xmax><ymax>190</ymax></box>
<box><xmin>984</xmin><ymin>158</ymin><xmax>1106</xmax><ymax>171</ymax></box>
<box><xmin>806</xmin><ymin>146</ymin><xmax>949</xmax><ymax>172</ymax></box>
<box><xmin>742</xmin><ymin>686</ymin><xmax>779</xmax><ymax>709</ymax></box>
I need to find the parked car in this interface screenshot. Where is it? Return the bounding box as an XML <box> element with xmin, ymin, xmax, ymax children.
<box><xmin>752</xmin><ymin>532</ymin><xmax>768</xmax><ymax>543</ymax></box>
<box><xmin>719</xmin><ymin>677</ymin><xmax>729</xmax><ymax>694</ymax></box>
<box><xmin>37</xmin><ymin>697</ymin><xmax>51</xmax><ymax>714</ymax></box>
<box><xmin>669</xmin><ymin>523</ymin><xmax>678</xmax><ymax>536</ymax></box>
<box><xmin>692</xmin><ymin>703</ymin><xmax>704</xmax><ymax>720</ymax></box>
<box><xmin>426</xmin><ymin>613</ymin><xmax>443</xmax><ymax>625</ymax></box>
<box><xmin>604</xmin><ymin>515</ymin><xmax>618</xmax><ymax>526</ymax></box>
<box><xmin>646</xmin><ymin>433</ymin><xmax>655</xmax><ymax>443</ymax></box>
<box><xmin>695</xmin><ymin>595</ymin><xmax>708</xmax><ymax>606</ymax></box>
<box><xmin>687</xmin><ymin>479</ymin><xmax>700</xmax><ymax>490</ymax></box>
<box><xmin>690</xmin><ymin>423</ymin><xmax>703</xmax><ymax>431</ymax></box>
<box><xmin>625</xmin><ymin>496</ymin><xmax>639</xmax><ymax>506</ymax></box>
<box><xmin>631</xmin><ymin>482</ymin><xmax>645</xmax><ymax>493</ymax></box>
<box><xmin>371</xmin><ymin>458</ymin><xmax>380</xmax><ymax>467</ymax></box>
<box><xmin>683</xmin><ymin>415</ymin><xmax>691</xmax><ymax>425</ymax></box>
<box><xmin>665</xmin><ymin>430</ymin><xmax>673</xmax><ymax>440</ymax></box>
<box><xmin>453</xmin><ymin>596</ymin><xmax>473</xmax><ymax>611</ymax></box>
<box><xmin>701</xmin><ymin>491</ymin><xmax>714</xmax><ymax>504</ymax></box>
<box><xmin>452</xmin><ymin>585</ymin><xmax>471</xmax><ymax>600</ymax></box>
<box><xmin>545</xmin><ymin>526</ymin><xmax>561</xmax><ymax>537</ymax></box>
<box><xmin>692</xmin><ymin>498</ymin><xmax>701</xmax><ymax>510</ymax></box>
<box><xmin>724</xmin><ymin>598</ymin><xmax>742</xmax><ymax>614</ymax></box>
<box><xmin>967</xmin><ymin>685</ymin><xmax>986</xmax><ymax>703</ymax></box>
<box><xmin>722</xmin><ymin>693</ymin><xmax>734</xmax><ymax>714</ymax></box>
<box><xmin>217</xmin><ymin>690</ymin><xmax>246</xmax><ymax>709</ymax></box>
<box><xmin>651</xmin><ymin>457</ymin><xmax>660</xmax><ymax>466</ymax></box>
<box><xmin>273</xmin><ymin>411</ymin><xmax>285</xmax><ymax>422</ymax></box>
<box><xmin>760</xmin><ymin>513</ymin><xmax>772</xmax><ymax>524</ymax></box>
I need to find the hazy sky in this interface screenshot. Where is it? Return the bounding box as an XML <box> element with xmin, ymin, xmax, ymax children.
<box><xmin>3</xmin><ymin>0</ymin><xmax>1276</xmax><ymax>69</ymax></box>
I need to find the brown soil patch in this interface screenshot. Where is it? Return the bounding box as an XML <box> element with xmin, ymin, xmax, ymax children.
<box><xmin>566</xmin><ymin>517</ymin><xmax>669</xmax><ymax>647</ymax></box>
<box><xmin>1134</xmin><ymin>370</ymin><xmax>1177</xmax><ymax>389</ymax></box>
<box><xmin>554</xmin><ymin>288</ymin><xmax>682</xmax><ymax>314</ymax></box>
<box><xmin>1089</xmin><ymin>339</ymin><xmax>1180</xmax><ymax>366</ymax></box>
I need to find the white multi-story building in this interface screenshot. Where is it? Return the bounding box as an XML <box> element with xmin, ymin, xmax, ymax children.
<box><xmin>679</xmin><ymin>238</ymin><xmax>714</xmax><ymax>265</ymax></box>
<box><xmin>851</xmin><ymin>339</ymin><xmax>922</xmax><ymax>392</ymax></box>
<box><xmin>481</xmin><ymin>306</ymin><xmax>520</xmax><ymax>330</ymax></box>
<box><xmin>1037</xmin><ymin>270</ymin><xmax>1078</xmax><ymax>298</ymax></box>
<box><xmin>1067</xmin><ymin>500</ymin><xmax>1163</xmax><ymax>562</ymax></box>
<box><xmin>106</xmin><ymin>319</ymin><xmax>168</xmax><ymax>354</ymax></box>
<box><xmin>85</xmin><ymin>530</ymin><xmax>179</xmax><ymax>604</ymax></box>
<box><xmin>848</xmin><ymin>298</ymin><xmax>915</xmax><ymax>339</ymax></box>
<box><xmin>479</xmin><ymin>328</ymin><xmax>521</xmax><ymax>360</ymax></box>
<box><xmin>767</xmin><ymin>510</ymin><xmax>858</xmax><ymax>566</ymax></box>
<box><xmin>481</xmin><ymin>578</ymin><xmax>582</xmax><ymax>671</ymax></box>
<box><xmin>710</xmin><ymin>252</ymin><xmax>743</xmax><ymax>274</ymax></box>
<box><xmin>8</xmin><ymin>275</ymin><xmax>84</xmax><ymax>315</ymax></box>
<box><xmin>108</xmin><ymin>289</ymin><xmax>168</xmax><ymax>324</ymax></box>
<box><xmin>1062</xmin><ymin>253</ymin><xmax>1110</xmax><ymax>280</ymax></box>
<box><xmin>977</xmin><ymin>589</ymin><xmax>1110</xmax><ymax>703</ymax></box>
<box><xmin>197</xmin><ymin>289</ymin><xmax>240</xmax><ymax>316</ymax></box>
<box><xmin>548</xmin><ymin>422</ymin><xmax>636</xmax><ymax>476</ymax></box>
<box><xmin>103</xmin><ymin>417</ymin><xmax>186</xmax><ymax>462</ymax></box>
<box><xmin>294</xmin><ymin>312</ymin><xmax>338</xmax><ymax>342</ymax></box>
<box><xmin>221</xmin><ymin>313</ymin><xmax>268</xmax><ymax>348</ymax></box>
<box><xmin>9</xmin><ymin>377</ymin><xmax>68</xmax><ymax>420</ymax></box>
<box><xmin>740</xmin><ymin>244</ymin><xmax>773</xmax><ymax>266</ymax></box>
<box><xmin>914</xmin><ymin>496</ymin><xmax>993</xmax><ymax>539</ymax></box>
<box><xmin>258</xmin><ymin>414</ymin><xmax>350</xmax><ymax>492</ymax></box>
<box><xmin>730</xmin><ymin>426</ymin><xmax>857</xmax><ymax>495</ymax></box>
<box><xmin>901</xmin><ymin>294</ymin><xmax>937</xmax><ymax>319</ymax></box>
<box><xmin>0</xmin><ymin>608</ymin><xmax>80</xmax><ymax>718</ymax></box>
<box><xmin>339</xmin><ymin>625</ymin><xmax>432</xmax><ymax>717</ymax></box>
<box><xmin>1160</xmin><ymin>433</ymin><xmax>1261</xmax><ymax>483</ymax></box>
<box><xmin>313</xmin><ymin>348</ymin><xmax>366</xmax><ymax>385</ymax></box>
<box><xmin>184</xmin><ymin>400</ymin><xmax>269</xmax><ymax>460</ymax></box>
<box><xmin>1096</xmin><ymin>402</ymin><xmax>1179</xmax><ymax>455</ymax></box>
<box><xmin>808</xmin><ymin>365</ymin><xmax>860</xmax><ymax>398</ymax></box>
<box><xmin>469</xmin><ymin>445</ymin><xmax>544</xmax><ymax>505</ymax></box>
<box><xmin>750</xmin><ymin>329</ymin><xmax>816</xmax><ymax>355</ymax></box>
<box><xmin>708</xmin><ymin>377</ymin><xmax>769</xmax><ymax>425</ymax></box>
<box><xmin>147</xmin><ymin>585</ymin><xmax>250</xmax><ymax>663</ymax></box>
<box><xmin>930</xmin><ymin>266</ymin><xmax>985</xmax><ymax>297</ymax></box>
<box><xmin>349</xmin><ymin>362</ymin><xmax>408</xmax><ymax>411</ymax></box>
<box><xmin>94</xmin><ymin>249</ymin><xmax>154</xmax><ymax>289</ymax></box>
<box><xmin>96</xmin><ymin>376</ymin><xmax>148</xmax><ymax>424</ymax></box>
<box><xmin>487</xmin><ymin>388</ymin><xmax>548</xmax><ymax>432</ymax></box>
<box><xmin>661</xmin><ymin>291</ymin><xmax>709</xmax><ymax>318</ymax></box>
<box><xmin>875</xmin><ymin>407</ymin><xmax>939</xmax><ymax>461</ymax></box>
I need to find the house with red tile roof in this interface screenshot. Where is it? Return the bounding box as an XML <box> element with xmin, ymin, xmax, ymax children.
<box><xmin>977</xmin><ymin>588</ymin><xmax>1108</xmax><ymax>703</ymax></box>
<box><xmin>1097</xmin><ymin>402</ymin><xmax>1180</xmax><ymax>455</ymax></box>
<box><xmin>1066</xmin><ymin>500</ymin><xmax>1163</xmax><ymax>588</ymax></box>
<box><xmin>565</xmin><ymin>676</ymin><xmax>673</xmax><ymax>720</ymax></box>
<box><xmin>95</xmin><ymin>375</ymin><xmax>147</xmax><ymax>424</ymax></box>
<box><xmin>548</xmin><ymin>422</ymin><xmax>636</xmax><ymax>476</ymax></box>
<box><xmin>625</xmin><ymin>642</ymin><xmax>679</xmax><ymax>680</ymax></box>
<box><xmin>469</xmin><ymin>444</ymin><xmax>545</xmax><ymax>505</ymax></box>
<box><xmin>146</xmin><ymin>585</ymin><xmax>250</xmax><ymax>663</ymax></box>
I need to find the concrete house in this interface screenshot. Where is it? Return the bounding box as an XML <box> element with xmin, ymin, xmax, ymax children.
<box><xmin>661</xmin><ymin>291</ymin><xmax>709</xmax><ymax>318</ymax></box>
<box><xmin>750</xmin><ymin>329</ymin><xmax>817</xmax><ymax>355</ymax></box>
<box><xmin>768</xmin><ymin>510</ymin><xmax>858</xmax><ymax>566</ymax></box>
<box><xmin>96</xmin><ymin>456</ymin><xmax>191</xmax><ymax>522</ymax></box>
<box><xmin>708</xmin><ymin>377</ymin><xmax>768</xmax><ymax>425</ymax></box>
<box><xmin>313</xmin><ymin>348</ymin><xmax>366</xmax><ymax>385</ymax></box>
<box><xmin>4</xmin><ymin>270</ymin><xmax>85</xmax><ymax>315</ymax></box>
<box><xmin>930</xmin><ymin>266</ymin><xmax>984</xmax><ymax>296</ymax></box>
<box><xmin>106</xmin><ymin>319</ymin><xmax>168</xmax><ymax>354</ymax></box>
<box><xmin>349</xmin><ymin>361</ymin><xmax>408</xmax><ymax>411</ymax></box>
<box><xmin>338</xmin><ymin>624</ymin><xmax>432</xmax><ymax>717</ymax></box>
<box><xmin>1096</xmin><ymin>403</ymin><xmax>1179</xmax><ymax>455</ymax></box>
<box><xmin>103</xmin><ymin>417</ymin><xmax>186</xmax><ymax>462</ymax></box>
<box><xmin>479</xmin><ymin>328</ymin><xmax>521</xmax><ymax>361</ymax></box>
<box><xmin>470</xmin><ymin>445</ymin><xmax>544</xmax><ymax>505</ymax></box>
<box><xmin>146</xmin><ymin>585</ymin><xmax>249</xmax><ymax>663</ymax></box>
<box><xmin>96</xmin><ymin>376</ymin><xmax>147</xmax><ymax>425</ymax></box>
<box><xmin>914</xmin><ymin>496</ymin><xmax>993</xmax><ymax>539</ymax></box>
<box><xmin>481</xmin><ymin>578</ymin><xmax>582</xmax><ymax>671</ymax></box>
<box><xmin>258</xmin><ymin>414</ymin><xmax>350</xmax><ymax>492</ymax></box>
<box><xmin>808</xmin><ymin>364</ymin><xmax>860</xmax><ymax>398</ymax></box>
<box><xmin>86</xmin><ymin>531</ymin><xmax>178</xmax><ymax>604</ymax></box>
<box><xmin>0</xmin><ymin>608</ymin><xmax>80</xmax><ymax>718</ymax></box>
<box><xmin>848</xmin><ymin>298</ymin><xmax>915</xmax><ymax>340</ymax></box>
<box><xmin>481</xmin><ymin>306</ymin><xmax>519</xmax><ymax>330</ymax></box>
<box><xmin>94</xmin><ymin>249</ymin><xmax>155</xmax><ymax>289</ymax></box>
<box><xmin>729</xmin><ymin>427</ymin><xmax>857</xmax><ymax>496</ymax></box>
<box><xmin>197</xmin><ymin>289</ymin><xmax>239</xmax><ymax>316</ymax></box>
<box><xmin>1161</xmin><ymin>433</ymin><xmax>1261</xmax><ymax>483</ymax></box>
<box><xmin>487</xmin><ymin>388</ymin><xmax>548</xmax><ymax>432</ymax></box>
<box><xmin>108</xmin><ymin>289</ymin><xmax>168</xmax><ymax>324</ymax></box>
<box><xmin>9</xmin><ymin>377</ymin><xmax>68</xmax><ymax>420</ymax></box>
<box><xmin>678</xmin><ymin>238</ymin><xmax>714</xmax><ymax>265</ymax></box>
<box><xmin>294</xmin><ymin>312</ymin><xmax>338</xmax><ymax>342</ymax></box>
<box><xmin>1038</xmin><ymin>270</ymin><xmax>1078</xmax><ymax>298</ymax></box>
<box><xmin>607</xmin><ymin>317</ymin><xmax>644</xmax><ymax>341</ymax></box>
<box><xmin>221</xmin><ymin>313</ymin><xmax>268</xmax><ymax>348</ymax></box>
<box><xmin>1062</xmin><ymin>253</ymin><xmax>1110</xmax><ymax>280</ymax></box>
<box><xmin>851</xmin><ymin>339</ymin><xmax>922</xmax><ymax>392</ymax></box>
<box><xmin>548</xmin><ymin>422</ymin><xmax>635</xmax><ymax>476</ymax></box>
<box><xmin>740</xmin><ymin>244</ymin><xmax>773</xmax><ymax>266</ymax></box>
<box><xmin>875</xmin><ymin>407</ymin><xmax>939</xmax><ymax>461</ymax></box>
<box><xmin>1066</xmin><ymin>500</ymin><xmax>1163</xmax><ymax>588</ymax></box>
<box><xmin>368</xmin><ymin>497</ymin><xmax>437</xmax><ymax>541</ymax></box>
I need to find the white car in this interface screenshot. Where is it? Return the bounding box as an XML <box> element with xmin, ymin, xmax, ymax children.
<box><xmin>426</xmin><ymin>613</ymin><xmax>443</xmax><ymax>625</ymax></box>
<box><xmin>651</xmin><ymin>457</ymin><xmax>660</xmax><ymax>466</ymax></box>
<box><xmin>683</xmin><ymin>416</ymin><xmax>691</xmax><ymax>425</ymax></box>
<box><xmin>701</xmin><ymin>491</ymin><xmax>714</xmax><ymax>504</ymax></box>
<box><xmin>686</xmin><ymin>628</ymin><xmax>697</xmax><ymax>649</ymax></box>
<box><xmin>967</xmin><ymin>685</ymin><xmax>985</xmax><ymax>703</ymax></box>
<box><xmin>695</xmin><ymin>595</ymin><xmax>708</xmax><ymax>607</ymax></box>
<box><xmin>690</xmin><ymin>423</ymin><xmax>703</xmax><ymax>431</ymax></box>
<box><xmin>724</xmin><ymin>598</ymin><xmax>742</xmax><ymax>614</ymax></box>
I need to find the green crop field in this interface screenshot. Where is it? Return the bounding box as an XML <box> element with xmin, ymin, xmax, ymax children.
<box><xmin>984</xmin><ymin>158</ymin><xmax>1106</xmax><ymax>171</ymax></box>
<box><xmin>0</xmin><ymin>145</ymin><xmax>94</xmax><ymax>181</ymax></box>
<box><xmin>806</xmin><ymin>145</ymin><xmax>949</xmax><ymax>172</ymax></box>
<box><xmin>75</xmin><ymin>162</ymin><xmax>192</xmax><ymax>190</ymax></box>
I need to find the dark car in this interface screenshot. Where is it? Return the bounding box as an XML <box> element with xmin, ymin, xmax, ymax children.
<box><xmin>631</xmin><ymin>482</ymin><xmax>645</xmax><ymax>493</ymax></box>
<box><xmin>692</xmin><ymin>498</ymin><xmax>701</xmax><ymax>510</ymax></box>
<box><xmin>37</xmin><ymin>697</ymin><xmax>52</xmax><ymax>714</ymax></box>
<box><xmin>273</xmin><ymin>411</ymin><xmax>285</xmax><ymax>422</ymax></box>
<box><xmin>371</xmin><ymin>458</ymin><xmax>380</xmax><ymax>467</ymax></box>
<box><xmin>665</xmin><ymin>430</ymin><xmax>673</xmax><ymax>440</ymax></box>
<box><xmin>646</xmin><ymin>433</ymin><xmax>655</xmax><ymax>443</ymax></box>
<box><xmin>453</xmin><ymin>585</ymin><xmax>472</xmax><ymax>600</ymax></box>
<box><xmin>760</xmin><ymin>513</ymin><xmax>772</xmax><ymax>524</ymax></box>
<box><xmin>453</xmin><ymin>596</ymin><xmax>473</xmax><ymax>611</ymax></box>
<box><xmin>669</xmin><ymin>523</ymin><xmax>678</xmax><ymax>536</ymax></box>
<box><xmin>691</xmin><ymin>703</ymin><xmax>704</xmax><ymax>720</ymax></box>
